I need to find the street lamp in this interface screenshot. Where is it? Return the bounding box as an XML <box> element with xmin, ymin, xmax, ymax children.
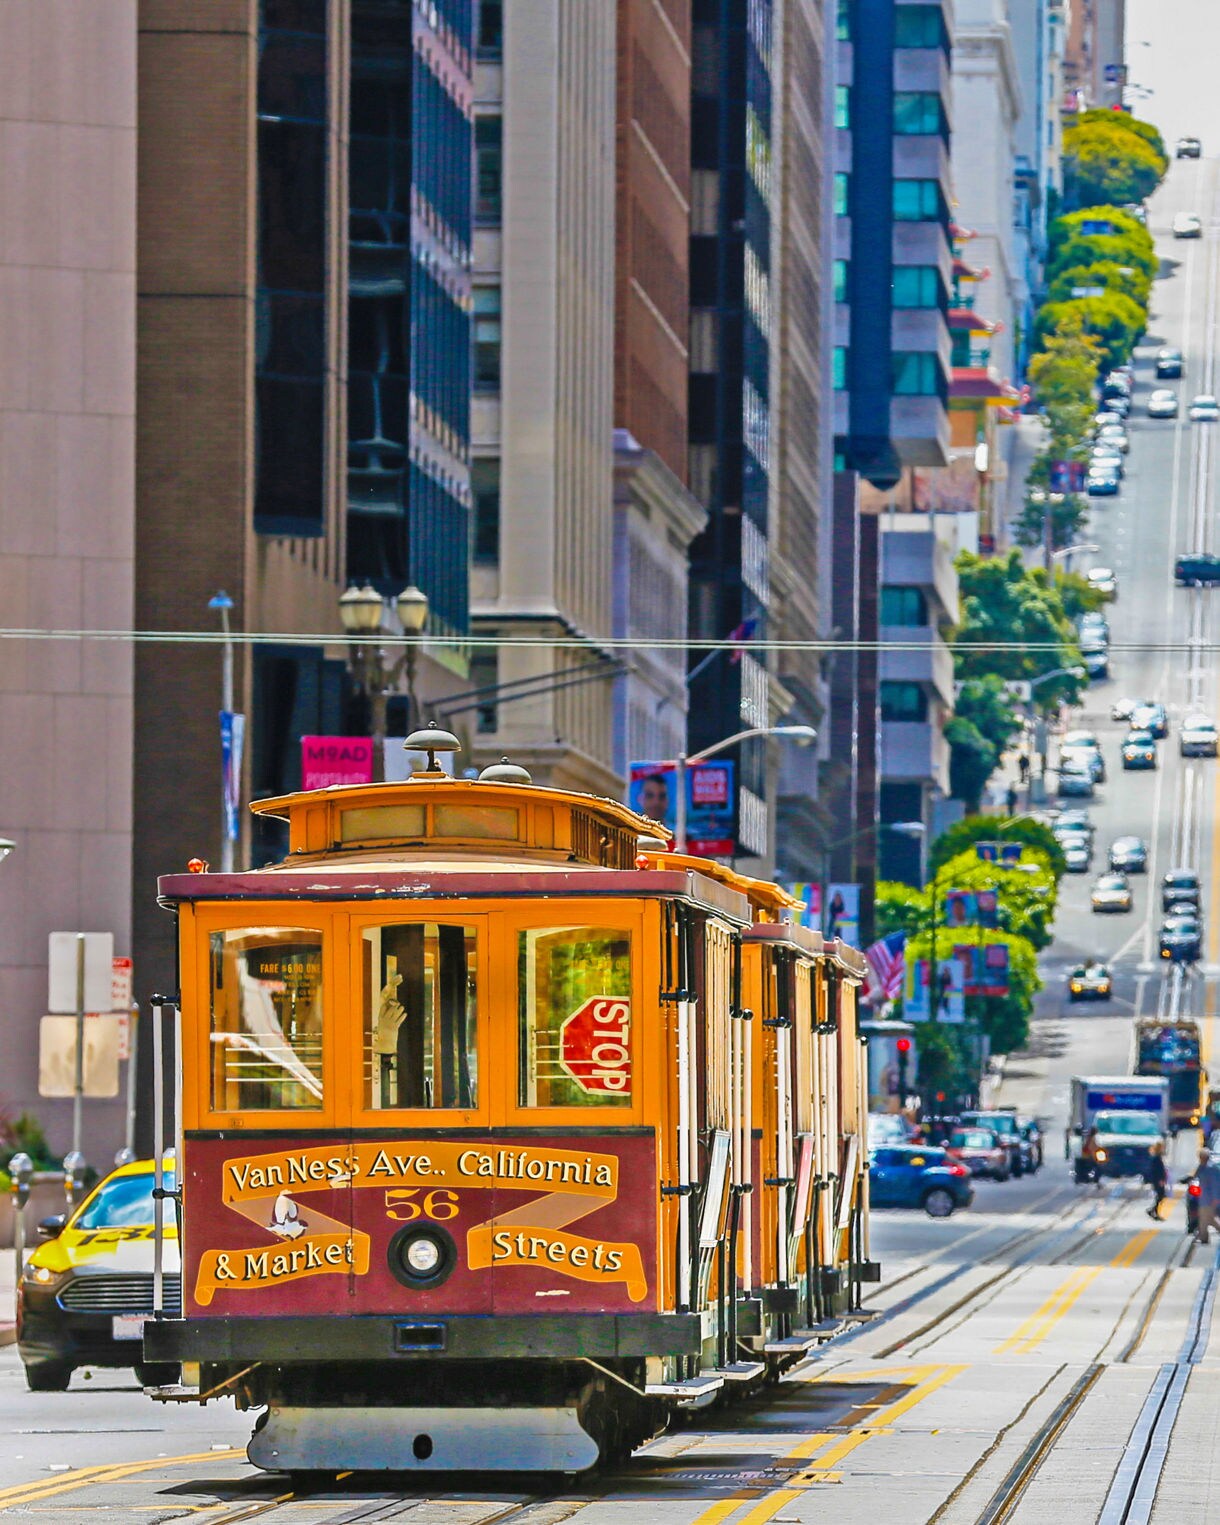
<box><xmin>0</xmin><ymin>838</ymin><xmax>14</xmax><ymax>866</ymax></box>
<box><xmin>1050</xmin><ymin>542</ymin><xmax>1100</xmax><ymax>568</ymax></box>
<box><xmin>1026</xmin><ymin>665</ymin><xmax>1086</xmax><ymax>802</ymax></box>
<box><xmin>673</xmin><ymin>725</ymin><xmax>817</xmax><ymax>854</ymax></box>
<box><xmin>338</xmin><ymin>584</ymin><xmax>430</xmax><ymax>781</ymax></box>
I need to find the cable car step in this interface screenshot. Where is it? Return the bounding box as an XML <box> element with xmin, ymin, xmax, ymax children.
<box><xmin>715</xmin><ymin>1361</ymin><xmax>766</xmax><ymax>1381</ymax></box>
<box><xmin>793</xmin><ymin>1319</ymin><xmax>845</xmax><ymax>1341</ymax></box>
<box><xmin>764</xmin><ymin>1335</ymin><xmax>817</xmax><ymax>1355</ymax></box>
<box><xmin>644</xmin><ymin>1373</ymin><xmax>726</xmax><ymax>1399</ymax></box>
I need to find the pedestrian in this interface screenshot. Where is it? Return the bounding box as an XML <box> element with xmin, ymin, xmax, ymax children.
<box><xmin>1017</xmin><ymin>752</ymin><xmax>1030</xmax><ymax>785</ymax></box>
<box><xmin>1005</xmin><ymin>784</ymin><xmax>1018</xmax><ymax>814</ymax></box>
<box><xmin>1145</xmin><ymin>1140</ymin><xmax>1168</xmax><ymax>1220</ymax></box>
<box><xmin>1195</xmin><ymin>1148</ymin><xmax>1220</xmax><ymax>1244</ymax></box>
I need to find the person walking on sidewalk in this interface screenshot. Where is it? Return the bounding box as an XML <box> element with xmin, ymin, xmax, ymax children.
<box><xmin>1195</xmin><ymin>1148</ymin><xmax>1220</xmax><ymax>1243</ymax></box>
<box><xmin>1005</xmin><ymin>784</ymin><xmax>1018</xmax><ymax>814</ymax></box>
<box><xmin>1144</xmin><ymin>1140</ymin><xmax>1168</xmax><ymax>1220</ymax></box>
<box><xmin>1017</xmin><ymin>752</ymin><xmax>1030</xmax><ymax>785</ymax></box>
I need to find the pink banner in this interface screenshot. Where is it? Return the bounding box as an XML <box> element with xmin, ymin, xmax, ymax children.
<box><xmin>300</xmin><ymin>735</ymin><xmax>374</xmax><ymax>790</ymax></box>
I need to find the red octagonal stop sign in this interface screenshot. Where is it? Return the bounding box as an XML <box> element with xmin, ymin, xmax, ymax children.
<box><xmin>559</xmin><ymin>997</ymin><xmax>631</xmax><ymax>1096</ymax></box>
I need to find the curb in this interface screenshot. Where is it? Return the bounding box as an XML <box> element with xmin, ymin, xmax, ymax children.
<box><xmin>0</xmin><ymin>1324</ymin><xmax>15</xmax><ymax>1348</ymax></box>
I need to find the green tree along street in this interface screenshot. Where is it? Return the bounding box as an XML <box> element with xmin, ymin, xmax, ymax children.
<box><xmin>1063</xmin><ymin>108</ymin><xmax>1169</xmax><ymax>209</ymax></box>
<box><xmin>928</xmin><ymin>814</ymin><xmax>1068</xmax><ymax>879</ymax></box>
<box><xmin>945</xmin><ymin>676</ymin><xmax>1024</xmax><ymax>813</ymax></box>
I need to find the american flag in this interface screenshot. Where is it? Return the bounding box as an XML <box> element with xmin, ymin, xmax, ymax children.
<box><xmin>865</xmin><ymin>932</ymin><xmax>907</xmax><ymax>1002</ymax></box>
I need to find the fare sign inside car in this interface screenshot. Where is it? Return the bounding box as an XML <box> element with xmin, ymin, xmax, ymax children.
<box><xmin>560</xmin><ymin>998</ymin><xmax>631</xmax><ymax>1095</ymax></box>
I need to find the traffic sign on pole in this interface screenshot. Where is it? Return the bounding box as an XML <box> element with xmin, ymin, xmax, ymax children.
<box><xmin>559</xmin><ymin>997</ymin><xmax>632</xmax><ymax>1095</ymax></box>
<box><xmin>47</xmin><ymin>932</ymin><xmax>114</xmax><ymax>1014</ymax></box>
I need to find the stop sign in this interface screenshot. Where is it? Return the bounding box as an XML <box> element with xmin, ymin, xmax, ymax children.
<box><xmin>559</xmin><ymin>997</ymin><xmax>631</xmax><ymax>1095</ymax></box>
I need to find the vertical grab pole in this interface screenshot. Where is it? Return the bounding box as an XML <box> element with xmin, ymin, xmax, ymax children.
<box><xmin>152</xmin><ymin>999</ymin><xmax>165</xmax><ymax>1319</ymax></box>
<box><xmin>742</xmin><ymin>997</ymin><xmax>753</xmax><ymax>1294</ymax></box>
<box><xmin>676</xmin><ymin>991</ymin><xmax>692</xmax><ymax>1312</ymax></box>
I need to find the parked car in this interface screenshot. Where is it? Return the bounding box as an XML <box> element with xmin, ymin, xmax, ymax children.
<box><xmin>1147</xmin><ymin>388</ymin><xmax>1180</xmax><ymax>419</ymax></box>
<box><xmin>1080</xmin><ymin>638</ymin><xmax>1109</xmax><ymax>679</ymax></box>
<box><xmin>1102</xmin><ymin>373</ymin><xmax>1132</xmax><ymax>402</ymax></box>
<box><xmin>1086</xmin><ymin>464</ymin><xmax>1121</xmax><ymax>496</ymax></box>
<box><xmin>945</xmin><ymin>1127</ymin><xmax>1010</xmax><ymax>1181</ymax></box>
<box><xmin>1109</xmin><ymin>835</ymin><xmax>1148</xmax><ymax>873</ymax></box>
<box><xmin>16</xmin><ymin>1156</ymin><xmax>181</xmax><ymax>1392</ymax></box>
<box><xmin>1121</xmin><ymin>730</ymin><xmax>1158</xmax><ymax>770</ymax></box>
<box><xmin>1091</xmin><ymin>872</ymin><xmax>1133</xmax><ymax>913</ymax></box>
<box><xmin>1091</xmin><ymin>445</ymin><xmax>1125</xmax><ymax>475</ymax></box>
<box><xmin>1190</xmin><ymin>394</ymin><xmax>1220</xmax><ymax>422</ymax></box>
<box><xmin>1160</xmin><ymin>913</ymin><xmax>1202</xmax><ymax>963</ymax></box>
<box><xmin>1174</xmin><ymin>212</ymin><xmax>1204</xmax><ymax>239</ymax></box>
<box><xmin>1096</xmin><ymin>425</ymin><xmax>1130</xmax><ymax>453</ymax></box>
<box><xmin>868</xmin><ymin>1146</ymin><xmax>973</xmax><ymax>1218</ymax></box>
<box><xmin>1156</xmin><ymin>346</ymin><xmax>1185</xmax><ymax>378</ymax></box>
<box><xmin>1062</xmin><ymin>837</ymin><xmax>1093</xmax><ymax>873</ymax></box>
<box><xmin>1086</xmin><ymin>568</ymin><xmax>1117</xmax><ymax>600</ymax></box>
<box><xmin>1131</xmin><ymin>702</ymin><xmax>1168</xmax><ymax>739</ymax></box>
<box><xmin>1162</xmin><ymin>868</ymin><xmax>1201</xmax><ymax>912</ymax></box>
<box><xmin>1176</xmin><ymin>552</ymin><xmax>1220</xmax><ymax>585</ymax></box>
<box><xmin>1181</xmin><ymin>715</ymin><xmax>1219</xmax><ymax>757</ymax></box>
<box><xmin>1068</xmin><ymin>961</ymin><xmax>1112</xmax><ymax>1001</ymax></box>
<box><xmin>1062</xmin><ymin>730</ymin><xmax>1106</xmax><ymax>781</ymax></box>
<box><xmin>1176</xmin><ymin>137</ymin><xmax>1203</xmax><ymax>159</ymax></box>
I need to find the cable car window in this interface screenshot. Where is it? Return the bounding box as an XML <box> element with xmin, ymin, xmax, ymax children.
<box><xmin>518</xmin><ymin>927</ymin><xmax>632</xmax><ymax>1108</ymax></box>
<box><xmin>209</xmin><ymin>929</ymin><xmax>323</xmax><ymax>1110</ymax></box>
<box><xmin>363</xmin><ymin>923</ymin><xmax>478</xmax><ymax>1109</ymax></box>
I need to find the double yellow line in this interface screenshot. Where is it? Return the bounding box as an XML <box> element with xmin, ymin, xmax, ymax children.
<box><xmin>690</xmin><ymin>1363</ymin><xmax>967</xmax><ymax>1525</ymax></box>
<box><xmin>0</xmin><ymin>1447</ymin><xmax>244</xmax><ymax>1511</ymax></box>
<box><xmin>994</xmin><ymin>1226</ymin><xmax>1159</xmax><ymax>1356</ymax></box>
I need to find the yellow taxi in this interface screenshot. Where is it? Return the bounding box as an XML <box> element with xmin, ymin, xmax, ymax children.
<box><xmin>16</xmin><ymin>1155</ymin><xmax>179</xmax><ymax>1392</ymax></box>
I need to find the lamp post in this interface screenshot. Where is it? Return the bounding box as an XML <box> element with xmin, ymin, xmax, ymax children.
<box><xmin>1050</xmin><ymin>541</ymin><xmax>1099</xmax><ymax>569</ymax></box>
<box><xmin>672</xmin><ymin>725</ymin><xmax>817</xmax><ymax>855</ymax></box>
<box><xmin>338</xmin><ymin>584</ymin><xmax>430</xmax><ymax>781</ymax></box>
<box><xmin>207</xmin><ymin>592</ymin><xmax>237</xmax><ymax>873</ymax></box>
<box><xmin>1026</xmin><ymin>664</ymin><xmax>1086</xmax><ymax>803</ymax></box>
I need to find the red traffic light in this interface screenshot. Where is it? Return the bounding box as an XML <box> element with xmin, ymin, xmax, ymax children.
<box><xmin>896</xmin><ymin>1037</ymin><xmax>912</xmax><ymax>1054</ymax></box>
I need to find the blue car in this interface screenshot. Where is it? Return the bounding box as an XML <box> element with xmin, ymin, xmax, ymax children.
<box><xmin>868</xmin><ymin>1146</ymin><xmax>974</xmax><ymax>1218</ymax></box>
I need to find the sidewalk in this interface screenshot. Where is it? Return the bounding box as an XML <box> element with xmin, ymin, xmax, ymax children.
<box><xmin>1</xmin><ymin>1250</ymin><xmax>15</xmax><ymax>1345</ymax></box>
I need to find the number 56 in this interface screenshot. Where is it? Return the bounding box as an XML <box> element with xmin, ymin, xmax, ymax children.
<box><xmin>385</xmin><ymin>1188</ymin><xmax>460</xmax><ymax>1222</ymax></box>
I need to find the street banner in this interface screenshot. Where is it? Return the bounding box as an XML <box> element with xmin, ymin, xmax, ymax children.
<box><xmin>904</xmin><ymin>958</ymin><xmax>965</xmax><ymax>1023</ymax></box>
<box><xmin>787</xmin><ymin>882</ymin><xmax>823</xmax><ymax>930</ymax></box>
<box><xmin>301</xmin><ymin>735</ymin><xmax>374</xmax><ymax>790</ymax></box>
<box><xmin>627</xmin><ymin>759</ymin><xmax>736</xmax><ymax>857</ymax></box>
<box><xmin>945</xmin><ymin>888</ymin><xmax>999</xmax><ymax>929</ymax></box>
<box><xmin>824</xmin><ymin>883</ymin><xmax>860</xmax><ymax>946</ymax></box>
<box><xmin>953</xmin><ymin>942</ymin><xmax>1011</xmax><ymax>996</ymax></box>
<box><xmin>220</xmin><ymin>710</ymin><xmax>246</xmax><ymax>842</ymax></box>
<box><xmin>975</xmin><ymin>841</ymin><xmax>1022</xmax><ymax>865</ymax></box>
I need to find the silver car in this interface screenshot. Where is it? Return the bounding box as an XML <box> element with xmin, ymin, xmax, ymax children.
<box><xmin>1181</xmin><ymin>715</ymin><xmax>1219</xmax><ymax>757</ymax></box>
<box><xmin>1190</xmin><ymin>394</ymin><xmax>1220</xmax><ymax>422</ymax></box>
<box><xmin>1147</xmin><ymin>389</ymin><xmax>1179</xmax><ymax>419</ymax></box>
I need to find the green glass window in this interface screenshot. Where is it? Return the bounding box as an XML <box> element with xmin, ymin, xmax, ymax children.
<box><xmin>834</xmin><ymin>171</ymin><xmax>850</xmax><ymax>217</ymax></box>
<box><xmin>519</xmin><ymin>927</ymin><xmax>632</xmax><ymax>1108</ymax></box>
<box><xmin>836</xmin><ymin>0</ymin><xmax>852</xmax><ymax>39</ymax></box>
<box><xmin>473</xmin><ymin>285</ymin><xmax>501</xmax><ymax>389</ymax></box>
<box><xmin>893</xmin><ymin>266</ymin><xmax>941</xmax><ymax>308</ymax></box>
<box><xmin>880</xmin><ymin>682</ymin><xmax>929</xmax><ymax>721</ymax></box>
<box><xmin>833</xmin><ymin>347</ymin><xmax>848</xmax><ymax>390</ymax></box>
<box><xmin>209</xmin><ymin>928</ymin><xmax>323</xmax><ymax>1111</ymax></box>
<box><xmin>892</xmin><ymin>351</ymin><xmax>941</xmax><ymax>395</ymax></box>
<box><xmin>475</xmin><ymin>116</ymin><xmax>502</xmax><ymax>222</ymax></box>
<box><xmin>894</xmin><ymin>92</ymin><xmax>944</xmax><ymax>135</ymax></box>
<box><xmin>834</xmin><ymin>259</ymin><xmax>849</xmax><ymax>303</ymax></box>
<box><xmin>880</xmin><ymin>586</ymin><xmax>929</xmax><ymax>626</ymax></box>
<box><xmin>895</xmin><ymin>6</ymin><xmax>946</xmax><ymax>49</ymax></box>
<box><xmin>835</xmin><ymin>85</ymin><xmax>851</xmax><ymax>129</ymax></box>
<box><xmin>893</xmin><ymin>179</ymin><xmax>940</xmax><ymax>220</ymax></box>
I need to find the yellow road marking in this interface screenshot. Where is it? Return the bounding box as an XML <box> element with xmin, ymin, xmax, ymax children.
<box><xmin>0</xmin><ymin>1448</ymin><xmax>244</xmax><ymax>1508</ymax></box>
<box><xmin>995</xmin><ymin>1225</ymin><xmax>1161</xmax><ymax>1355</ymax></box>
<box><xmin>689</xmin><ymin>1363</ymin><xmax>966</xmax><ymax>1525</ymax></box>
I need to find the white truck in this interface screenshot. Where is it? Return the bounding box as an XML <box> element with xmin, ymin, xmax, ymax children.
<box><xmin>1067</xmin><ymin>1075</ymin><xmax>1170</xmax><ymax>1182</ymax></box>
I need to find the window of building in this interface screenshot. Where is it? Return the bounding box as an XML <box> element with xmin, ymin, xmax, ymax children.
<box><xmin>475</xmin><ymin>116</ymin><xmax>502</xmax><ymax>223</ymax></box>
<box><xmin>880</xmin><ymin>682</ymin><xmax>929</xmax><ymax>721</ymax></box>
<box><xmin>833</xmin><ymin>346</ymin><xmax>848</xmax><ymax>390</ymax></box>
<box><xmin>836</xmin><ymin>0</ymin><xmax>852</xmax><ymax>40</ymax></box>
<box><xmin>880</xmin><ymin>586</ymin><xmax>929</xmax><ymax>626</ymax></box>
<box><xmin>363</xmin><ymin>923</ymin><xmax>478</xmax><ymax>1109</ymax></box>
<box><xmin>895</xmin><ymin>5</ymin><xmax>947</xmax><ymax>49</ymax></box>
<box><xmin>473</xmin><ymin>285</ymin><xmax>501</xmax><ymax>389</ymax></box>
<box><xmin>209</xmin><ymin>929</ymin><xmax>324</xmax><ymax>1111</ymax></box>
<box><xmin>892</xmin><ymin>351</ymin><xmax>942</xmax><ymax>395</ymax></box>
<box><xmin>892</xmin><ymin>266</ymin><xmax>941</xmax><ymax>308</ymax></box>
<box><xmin>894</xmin><ymin>92</ymin><xmax>945</xmax><ymax>135</ymax></box>
<box><xmin>469</xmin><ymin>649</ymin><xmax>498</xmax><ymax>734</ymax></box>
<box><xmin>834</xmin><ymin>259</ymin><xmax>849</xmax><ymax>303</ymax></box>
<box><xmin>519</xmin><ymin>926</ymin><xmax>632</xmax><ymax>1108</ymax></box>
<box><xmin>893</xmin><ymin>179</ymin><xmax>941</xmax><ymax>220</ymax></box>
<box><xmin>472</xmin><ymin>457</ymin><xmax>500</xmax><ymax>564</ymax></box>
<box><xmin>835</xmin><ymin>85</ymin><xmax>851</xmax><ymax>129</ymax></box>
<box><xmin>834</xmin><ymin>171</ymin><xmax>850</xmax><ymax>217</ymax></box>
<box><xmin>477</xmin><ymin>0</ymin><xmax>502</xmax><ymax>55</ymax></box>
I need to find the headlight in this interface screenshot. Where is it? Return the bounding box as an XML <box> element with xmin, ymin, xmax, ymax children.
<box><xmin>22</xmin><ymin>1264</ymin><xmax>68</xmax><ymax>1291</ymax></box>
<box><xmin>1095</xmin><ymin>1149</ymin><xmax>1108</xmax><ymax>1161</ymax></box>
<box><xmin>405</xmin><ymin>1236</ymin><xmax>442</xmax><ymax>1276</ymax></box>
<box><xmin>1071</xmin><ymin>983</ymin><xmax>1083</xmax><ymax>992</ymax></box>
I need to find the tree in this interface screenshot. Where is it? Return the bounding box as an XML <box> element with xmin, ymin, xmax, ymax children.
<box><xmin>1073</xmin><ymin>109</ymin><xmax>1167</xmax><ymax>164</ymax></box>
<box><xmin>875</xmin><ymin>880</ymin><xmax>929</xmax><ymax>940</ymax></box>
<box><xmin>1054</xmin><ymin>569</ymin><xmax>1108</xmax><ymax>622</ymax></box>
<box><xmin>1045</xmin><ymin>259</ymin><xmax>1152</xmax><ymax>310</ymax></box>
<box><xmin>1064</xmin><ymin>119</ymin><xmax>1169</xmax><ymax>208</ymax></box>
<box><xmin>934</xmin><ymin>848</ymin><xmax>1058</xmax><ymax>950</ymax></box>
<box><xmin>945</xmin><ymin>677</ymin><xmax>1022</xmax><ymax>813</ymax></box>
<box><xmin>1027</xmin><ymin>310</ymin><xmax>1104</xmax><ymax>450</ymax></box>
<box><xmin>1014</xmin><ymin>485</ymin><xmax>1089</xmax><ymax>554</ymax></box>
<box><xmin>1033</xmin><ymin>290</ymin><xmax>1148</xmax><ymax>371</ymax></box>
<box><xmin>1050</xmin><ymin>204</ymin><xmax>1158</xmax><ymax>257</ymax></box>
<box><xmin>929</xmin><ymin>815</ymin><xmax>1067</xmax><ymax>878</ymax></box>
<box><xmin>952</xmin><ymin>549</ymin><xmax>1085</xmax><ymax>708</ymax></box>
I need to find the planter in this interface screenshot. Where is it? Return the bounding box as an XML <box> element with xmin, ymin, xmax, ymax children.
<box><xmin>0</xmin><ymin>1173</ymin><xmax>69</xmax><ymax>1250</ymax></box>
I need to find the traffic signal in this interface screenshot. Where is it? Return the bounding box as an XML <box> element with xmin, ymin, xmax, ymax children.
<box><xmin>896</xmin><ymin>1037</ymin><xmax>911</xmax><ymax>1054</ymax></box>
<box><xmin>895</xmin><ymin>1036</ymin><xmax>911</xmax><ymax>1098</ymax></box>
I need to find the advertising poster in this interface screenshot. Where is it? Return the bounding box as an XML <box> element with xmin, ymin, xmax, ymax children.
<box><xmin>787</xmin><ymin>883</ymin><xmax>823</xmax><ymax>931</ymax></box>
<box><xmin>904</xmin><ymin>958</ymin><xmax>965</xmax><ymax>1023</ymax></box>
<box><xmin>627</xmin><ymin>760</ymin><xmax>736</xmax><ymax>857</ymax></box>
<box><xmin>824</xmin><ymin>883</ymin><xmax>860</xmax><ymax>946</ymax></box>
<box><xmin>975</xmin><ymin>840</ymin><xmax>1023</xmax><ymax>865</ymax></box>
<box><xmin>944</xmin><ymin>888</ymin><xmax>999</xmax><ymax>929</ymax></box>
<box><xmin>953</xmin><ymin>942</ymin><xmax>1011</xmax><ymax>997</ymax></box>
<box><xmin>301</xmin><ymin>736</ymin><xmax>374</xmax><ymax>791</ymax></box>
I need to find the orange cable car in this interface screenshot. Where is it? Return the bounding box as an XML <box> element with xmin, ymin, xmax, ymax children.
<box><xmin>144</xmin><ymin>730</ymin><xmax>876</xmax><ymax>1472</ymax></box>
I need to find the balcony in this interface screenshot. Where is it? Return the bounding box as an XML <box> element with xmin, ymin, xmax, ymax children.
<box><xmin>880</xmin><ymin>627</ymin><xmax>955</xmax><ymax>705</ymax></box>
<box><xmin>882</xmin><ymin>720</ymin><xmax>951</xmax><ymax>791</ymax></box>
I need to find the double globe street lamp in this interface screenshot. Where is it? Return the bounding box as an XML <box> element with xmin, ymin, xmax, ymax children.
<box><xmin>338</xmin><ymin>583</ymin><xmax>430</xmax><ymax>781</ymax></box>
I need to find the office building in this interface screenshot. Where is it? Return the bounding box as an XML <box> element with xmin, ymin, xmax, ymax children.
<box><xmin>0</xmin><ymin>0</ymin><xmax>137</xmax><ymax>1156</ymax></box>
<box><xmin>133</xmin><ymin>3</ymin><xmax>475</xmax><ymax>1102</ymax></box>
<box><xmin>467</xmin><ymin>1</ymin><xmax>621</xmax><ymax>795</ymax></box>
